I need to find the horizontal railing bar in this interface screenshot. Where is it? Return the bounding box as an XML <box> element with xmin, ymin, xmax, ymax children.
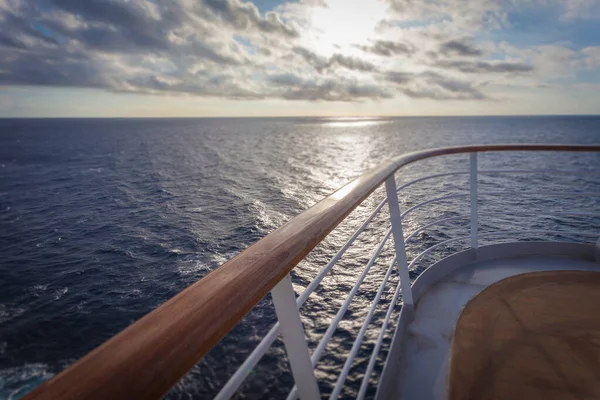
<box><xmin>405</xmin><ymin>211</ymin><xmax>600</xmax><ymax>244</ymax></box>
<box><xmin>479</xmin><ymin>190</ymin><xmax>600</xmax><ymax>197</ymax></box>
<box><xmin>477</xmin><ymin>230</ymin><xmax>600</xmax><ymax>238</ymax></box>
<box><xmin>400</xmin><ymin>194</ymin><xmax>469</xmax><ymax>219</ymax></box>
<box><xmin>395</xmin><ymin>169</ymin><xmax>600</xmax><ymax>196</ymax></box>
<box><xmin>408</xmin><ymin>230</ymin><xmax>600</xmax><ymax>271</ymax></box>
<box><xmin>396</xmin><ymin>171</ymin><xmax>468</xmax><ymax>193</ymax></box>
<box><xmin>26</xmin><ymin>144</ymin><xmax>600</xmax><ymax>400</ymax></box>
<box><xmin>407</xmin><ymin>235</ymin><xmax>470</xmax><ymax>270</ymax></box>
<box><xmin>479</xmin><ymin>168</ymin><xmax>600</xmax><ymax>176</ymax></box>
<box><xmin>216</xmin><ymin>198</ymin><xmax>389</xmax><ymax>398</ymax></box>
<box><xmin>478</xmin><ymin>211</ymin><xmax>600</xmax><ymax>218</ymax></box>
<box><xmin>286</xmin><ymin>228</ymin><xmax>393</xmax><ymax>400</ymax></box>
<box><xmin>329</xmin><ymin>257</ymin><xmax>397</xmax><ymax>400</ymax></box>
<box><xmin>401</xmin><ymin>190</ymin><xmax>599</xmax><ymax>222</ymax></box>
<box><xmin>357</xmin><ymin>276</ymin><xmax>403</xmax><ymax>400</ymax></box>
<box><xmin>479</xmin><ymin>211</ymin><xmax>600</xmax><ymax>217</ymax></box>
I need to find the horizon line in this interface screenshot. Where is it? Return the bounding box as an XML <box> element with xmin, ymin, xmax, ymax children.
<box><xmin>2</xmin><ymin>113</ymin><xmax>600</xmax><ymax>120</ymax></box>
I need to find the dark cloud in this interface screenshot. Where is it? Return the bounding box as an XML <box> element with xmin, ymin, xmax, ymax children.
<box><xmin>44</xmin><ymin>1</ymin><xmax>199</xmax><ymax>54</ymax></box>
<box><xmin>293</xmin><ymin>46</ymin><xmax>328</xmax><ymax>71</ymax></box>
<box><xmin>189</xmin><ymin>41</ymin><xmax>246</xmax><ymax>66</ymax></box>
<box><xmin>384</xmin><ymin>71</ymin><xmax>413</xmax><ymax>84</ymax></box>
<box><xmin>51</xmin><ymin>0</ymin><xmax>163</xmax><ymax>30</ymax></box>
<box><xmin>420</xmin><ymin>71</ymin><xmax>486</xmax><ymax>99</ymax></box>
<box><xmin>358</xmin><ymin>40</ymin><xmax>414</xmax><ymax>57</ymax></box>
<box><xmin>0</xmin><ymin>0</ymin><xmax>263</xmax><ymax>93</ymax></box>
<box><xmin>0</xmin><ymin>12</ymin><xmax>61</xmax><ymax>48</ymax></box>
<box><xmin>126</xmin><ymin>72</ymin><xmax>265</xmax><ymax>99</ymax></box>
<box><xmin>439</xmin><ymin>39</ymin><xmax>483</xmax><ymax>57</ymax></box>
<box><xmin>268</xmin><ymin>73</ymin><xmax>391</xmax><ymax>101</ymax></box>
<box><xmin>436</xmin><ymin>59</ymin><xmax>534</xmax><ymax>73</ymax></box>
<box><xmin>0</xmin><ymin>33</ymin><xmax>27</xmax><ymax>50</ymax></box>
<box><xmin>383</xmin><ymin>70</ymin><xmax>487</xmax><ymax>100</ymax></box>
<box><xmin>0</xmin><ymin>41</ymin><xmax>260</xmax><ymax>99</ymax></box>
<box><xmin>0</xmin><ymin>0</ymin><xmax>247</xmax><ymax>62</ymax></box>
<box><xmin>0</xmin><ymin>49</ymin><xmax>118</xmax><ymax>89</ymax></box>
<box><xmin>293</xmin><ymin>47</ymin><xmax>378</xmax><ymax>73</ymax></box>
<box><xmin>328</xmin><ymin>54</ymin><xmax>378</xmax><ymax>72</ymax></box>
<box><xmin>270</xmin><ymin>73</ymin><xmax>305</xmax><ymax>86</ymax></box>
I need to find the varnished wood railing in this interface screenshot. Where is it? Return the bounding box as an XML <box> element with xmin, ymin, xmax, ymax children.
<box><xmin>24</xmin><ymin>144</ymin><xmax>600</xmax><ymax>400</ymax></box>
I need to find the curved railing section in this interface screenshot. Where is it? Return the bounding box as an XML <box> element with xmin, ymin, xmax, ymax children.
<box><xmin>24</xmin><ymin>145</ymin><xmax>600</xmax><ymax>400</ymax></box>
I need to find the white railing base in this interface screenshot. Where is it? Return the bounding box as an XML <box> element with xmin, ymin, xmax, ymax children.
<box><xmin>271</xmin><ymin>275</ymin><xmax>320</xmax><ymax>400</ymax></box>
<box><xmin>385</xmin><ymin>176</ymin><xmax>414</xmax><ymax>309</ymax></box>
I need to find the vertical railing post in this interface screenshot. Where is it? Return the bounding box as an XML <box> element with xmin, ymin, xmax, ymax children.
<box><xmin>470</xmin><ymin>153</ymin><xmax>478</xmax><ymax>249</ymax></box>
<box><xmin>271</xmin><ymin>274</ymin><xmax>320</xmax><ymax>400</ymax></box>
<box><xmin>385</xmin><ymin>175</ymin><xmax>414</xmax><ymax>309</ymax></box>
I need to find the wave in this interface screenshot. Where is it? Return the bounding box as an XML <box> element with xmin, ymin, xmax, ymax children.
<box><xmin>0</xmin><ymin>363</ymin><xmax>54</xmax><ymax>400</ymax></box>
<box><xmin>0</xmin><ymin>305</ymin><xmax>25</xmax><ymax>325</ymax></box>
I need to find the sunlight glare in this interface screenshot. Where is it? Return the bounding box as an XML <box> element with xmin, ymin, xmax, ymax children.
<box><xmin>325</xmin><ymin>120</ymin><xmax>386</xmax><ymax>128</ymax></box>
<box><xmin>331</xmin><ymin>179</ymin><xmax>361</xmax><ymax>200</ymax></box>
<box><xmin>307</xmin><ymin>0</ymin><xmax>388</xmax><ymax>53</ymax></box>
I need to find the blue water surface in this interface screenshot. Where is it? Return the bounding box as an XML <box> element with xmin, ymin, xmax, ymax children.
<box><xmin>0</xmin><ymin>116</ymin><xmax>599</xmax><ymax>399</ymax></box>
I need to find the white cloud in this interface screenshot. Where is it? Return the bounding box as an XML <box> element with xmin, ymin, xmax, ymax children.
<box><xmin>499</xmin><ymin>42</ymin><xmax>600</xmax><ymax>79</ymax></box>
<box><xmin>560</xmin><ymin>0</ymin><xmax>600</xmax><ymax>20</ymax></box>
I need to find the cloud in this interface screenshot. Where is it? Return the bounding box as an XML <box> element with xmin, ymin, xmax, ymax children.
<box><xmin>498</xmin><ymin>42</ymin><xmax>600</xmax><ymax>80</ymax></box>
<box><xmin>560</xmin><ymin>0</ymin><xmax>600</xmax><ymax>20</ymax></box>
<box><xmin>327</xmin><ymin>54</ymin><xmax>378</xmax><ymax>72</ymax></box>
<box><xmin>293</xmin><ymin>47</ymin><xmax>378</xmax><ymax>72</ymax></box>
<box><xmin>0</xmin><ymin>0</ymin><xmax>594</xmax><ymax>106</ymax></box>
<box><xmin>384</xmin><ymin>71</ymin><xmax>414</xmax><ymax>84</ymax></box>
<box><xmin>384</xmin><ymin>70</ymin><xmax>487</xmax><ymax>100</ymax></box>
<box><xmin>127</xmin><ymin>72</ymin><xmax>266</xmax><ymax>99</ymax></box>
<box><xmin>386</xmin><ymin>0</ymin><xmax>508</xmax><ymax>31</ymax></box>
<box><xmin>439</xmin><ymin>39</ymin><xmax>483</xmax><ymax>57</ymax></box>
<box><xmin>201</xmin><ymin>0</ymin><xmax>299</xmax><ymax>37</ymax></box>
<box><xmin>50</xmin><ymin>0</ymin><xmax>162</xmax><ymax>30</ymax></box>
<box><xmin>268</xmin><ymin>73</ymin><xmax>392</xmax><ymax>101</ymax></box>
<box><xmin>293</xmin><ymin>46</ymin><xmax>328</xmax><ymax>71</ymax></box>
<box><xmin>421</xmin><ymin>72</ymin><xmax>486</xmax><ymax>99</ymax></box>
<box><xmin>358</xmin><ymin>40</ymin><xmax>414</xmax><ymax>57</ymax></box>
<box><xmin>582</xmin><ymin>46</ymin><xmax>600</xmax><ymax>69</ymax></box>
<box><xmin>0</xmin><ymin>0</ymin><xmax>274</xmax><ymax>93</ymax></box>
<box><xmin>0</xmin><ymin>51</ymin><xmax>116</xmax><ymax>89</ymax></box>
<box><xmin>435</xmin><ymin>60</ymin><xmax>534</xmax><ymax>74</ymax></box>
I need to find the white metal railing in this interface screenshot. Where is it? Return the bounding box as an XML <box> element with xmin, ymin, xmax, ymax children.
<box><xmin>212</xmin><ymin>150</ymin><xmax>599</xmax><ymax>399</ymax></box>
<box><xmin>470</xmin><ymin>153</ymin><xmax>478</xmax><ymax>249</ymax></box>
<box><xmin>214</xmin><ymin>198</ymin><xmax>390</xmax><ymax>400</ymax></box>
<box><xmin>271</xmin><ymin>275</ymin><xmax>320</xmax><ymax>400</ymax></box>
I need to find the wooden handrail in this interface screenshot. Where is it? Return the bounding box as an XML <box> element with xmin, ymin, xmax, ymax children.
<box><xmin>25</xmin><ymin>144</ymin><xmax>600</xmax><ymax>399</ymax></box>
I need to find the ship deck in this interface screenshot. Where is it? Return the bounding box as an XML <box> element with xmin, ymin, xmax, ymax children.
<box><xmin>384</xmin><ymin>250</ymin><xmax>600</xmax><ymax>400</ymax></box>
<box><xmin>450</xmin><ymin>270</ymin><xmax>600</xmax><ymax>400</ymax></box>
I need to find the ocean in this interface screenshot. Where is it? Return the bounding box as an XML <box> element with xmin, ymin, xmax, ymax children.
<box><xmin>0</xmin><ymin>116</ymin><xmax>599</xmax><ymax>399</ymax></box>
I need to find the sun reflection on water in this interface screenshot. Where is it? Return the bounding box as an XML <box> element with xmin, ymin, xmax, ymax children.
<box><xmin>323</xmin><ymin>118</ymin><xmax>389</xmax><ymax>128</ymax></box>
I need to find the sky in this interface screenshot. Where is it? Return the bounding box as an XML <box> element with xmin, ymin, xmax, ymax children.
<box><xmin>1</xmin><ymin>0</ymin><xmax>600</xmax><ymax>117</ymax></box>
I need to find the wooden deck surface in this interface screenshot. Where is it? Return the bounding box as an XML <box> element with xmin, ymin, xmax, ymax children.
<box><xmin>449</xmin><ymin>270</ymin><xmax>600</xmax><ymax>400</ymax></box>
